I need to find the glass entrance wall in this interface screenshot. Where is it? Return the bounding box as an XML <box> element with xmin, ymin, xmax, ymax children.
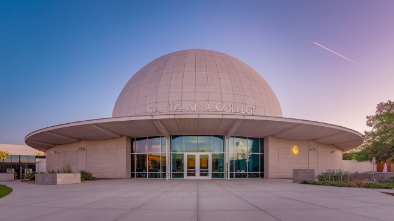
<box><xmin>171</xmin><ymin>135</ymin><xmax>224</xmax><ymax>178</ymax></box>
<box><xmin>131</xmin><ymin>137</ymin><xmax>166</xmax><ymax>178</ymax></box>
<box><xmin>130</xmin><ymin>135</ymin><xmax>263</xmax><ymax>179</ymax></box>
<box><xmin>229</xmin><ymin>137</ymin><xmax>264</xmax><ymax>178</ymax></box>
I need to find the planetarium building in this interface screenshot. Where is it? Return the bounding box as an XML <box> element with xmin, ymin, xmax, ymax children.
<box><xmin>25</xmin><ymin>49</ymin><xmax>364</xmax><ymax>179</ymax></box>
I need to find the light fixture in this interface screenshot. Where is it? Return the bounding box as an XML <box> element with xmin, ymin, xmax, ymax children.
<box><xmin>79</xmin><ymin>147</ymin><xmax>85</xmax><ymax>151</ymax></box>
<box><xmin>309</xmin><ymin>148</ymin><xmax>316</xmax><ymax>151</ymax></box>
<box><xmin>330</xmin><ymin>150</ymin><xmax>335</xmax><ymax>153</ymax></box>
<box><xmin>292</xmin><ymin>145</ymin><xmax>299</xmax><ymax>155</ymax></box>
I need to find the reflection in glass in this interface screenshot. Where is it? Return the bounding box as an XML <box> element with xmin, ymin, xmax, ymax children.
<box><xmin>172</xmin><ymin>136</ymin><xmax>184</xmax><ymax>152</ymax></box>
<box><xmin>248</xmin><ymin>173</ymin><xmax>260</xmax><ymax>178</ymax></box>
<box><xmin>184</xmin><ymin>136</ymin><xmax>198</xmax><ymax>152</ymax></box>
<box><xmin>29</xmin><ymin>156</ymin><xmax>36</xmax><ymax>163</ymax></box>
<box><xmin>248</xmin><ymin>138</ymin><xmax>259</xmax><ymax>153</ymax></box>
<box><xmin>148</xmin><ymin>154</ymin><xmax>160</xmax><ymax>172</ymax></box>
<box><xmin>235</xmin><ymin>173</ymin><xmax>247</xmax><ymax>178</ymax></box>
<box><xmin>260</xmin><ymin>138</ymin><xmax>264</xmax><ymax>153</ymax></box>
<box><xmin>211</xmin><ymin>136</ymin><xmax>223</xmax><ymax>152</ymax></box>
<box><xmin>233</xmin><ymin>137</ymin><xmax>248</xmax><ymax>153</ymax></box>
<box><xmin>230</xmin><ymin>158</ymin><xmax>234</xmax><ymax>172</ymax></box>
<box><xmin>160</xmin><ymin>154</ymin><xmax>166</xmax><ymax>173</ymax></box>
<box><xmin>161</xmin><ymin>137</ymin><xmax>167</xmax><ymax>152</ymax></box>
<box><xmin>136</xmin><ymin>154</ymin><xmax>147</xmax><ymax>172</ymax></box>
<box><xmin>198</xmin><ymin>136</ymin><xmax>211</xmax><ymax>152</ymax></box>
<box><xmin>229</xmin><ymin>137</ymin><xmax>234</xmax><ymax>153</ymax></box>
<box><xmin>232</xmin><ymin>153</ymin><xmax>247</xmax><ymax>172</ymax></box>
<box><xmin>20</xmin><ymin>155</ymin><xmax>29</xmax><ymax>163</ymax></box>
<box><xmin>212</xmin><ymin>154</ymin><xmax>224</xmax><ymax>172</ymax></box>
<box><xmin>131</xmin><ymin>155</ymin><xmax>135</xmax><ymax>173</ymax></box>
<box><xmin>172</xmin><ymin>154</ymin><xmax>184</xmax><ymax>172</ymax></box>
<box><xmin>131</xmin><ymin>136</ymin><xmax>167</xmax><ymax>178</ymax></box>
<box><xmin>11</xmin><ymin>155</ymin><xmax>19</xmax><ymax>163</ymax></box>
<box><xmin>148</xmin><ymin>173</ymin><xmax>161</xmax><ymax>178</ymax></box>
<box><xmin>187</xmin><ymin>155</ymin><xmax>196</xmax><ymax>176</ymax></box>
<box><xmin>212</xmin><ymin>173</ymin><xmax>224</xmax><ymax>178</ymax></box>
<box><xmin>171</xmin><ymin>135</ymin><xmax>224</xmax><ymax>153</ymax></box>
<box><xmin>3</xmin><ymin>155</ymin><xmax>11</xmax><ymax>163</ymax></box>
<box><xmin>248</xmin><ymin>154</ymin><xmax>259</xmax><ymax>172</ymax></box>
<box><xmin>148</xmin><ymin>137</ymin><xmax>161</xmax><ymax>152</ymax></box>
<box><xmin>172</xmin><ymin>173</ymin><xmax>184</xmax><ymax>178</ymax></box>
<box><xmin>135</xmin><ymin>138</ymin><xmax>147</xmax><ymax>153</ymax></box>
<box><xmin>136</xmin><ymin>173</ymin><xmax>147</xmax><ymax>178</ymax></box>
<box><xmin>199</xmin><ymin>154</ymin><xmax>209</xmax><ymax>176</ymax></box>
<box><xmin>260</xmin><ymin>154</ymin><xmax>264</xmax><ymax>174</ymax></box>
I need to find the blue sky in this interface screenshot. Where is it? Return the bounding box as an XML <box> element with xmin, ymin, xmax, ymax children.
<box><xmin>1</xmin><ymin>0</ymin><xmax>394</xmax><ymax>144</ymax></box>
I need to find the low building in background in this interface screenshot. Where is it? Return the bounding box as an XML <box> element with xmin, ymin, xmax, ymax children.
<box><xmin>0</xmin><ymin>143</ymin><xmax>46</xmax><ymax>179</ymax></box>
<box><xmin>24</xmin><ymin>49</ymin><xmax>368</xmax><ymax>179</ymax></box>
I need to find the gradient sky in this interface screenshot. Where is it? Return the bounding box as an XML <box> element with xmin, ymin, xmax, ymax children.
<box><xmin>1</xmin><ymin>0</ymin><xmax>394</xmax><ymax>145</ymax></box>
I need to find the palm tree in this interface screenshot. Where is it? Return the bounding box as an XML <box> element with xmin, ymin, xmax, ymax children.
<box><xmin>0</xmin><ymin>150</ymin><xmax>10</xmax><ymax>173</ymax></box>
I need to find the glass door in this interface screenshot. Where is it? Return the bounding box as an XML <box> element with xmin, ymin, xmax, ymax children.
<box><xmin>184</xmin><ymin>153</ymin><xmax>211</xmax><ymax>179</ymax></box>
<box><xmin>186</xmin><ymin>154</ymin><xmax>196</xmax><ymax>177</ymax></box>
<box><xmin>199</xmin><ymin>153</ymin><xmax>209</xmax><ymax>177</ymax></box>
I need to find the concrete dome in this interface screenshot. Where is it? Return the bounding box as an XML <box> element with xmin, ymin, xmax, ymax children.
<box><xmin>113</xmin><ymin>49</ymin><xmax>282</xmax><ymax>117</ymax></box>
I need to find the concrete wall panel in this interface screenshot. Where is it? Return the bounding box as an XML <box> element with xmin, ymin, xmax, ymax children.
<box><xmin>46</xmin><ymin>136</ymin><xmax>129</xmax><ymax>178</ymax></box>
<box><xmin>341</xmin><ymin>160</ymin><xmax>373</xmax><ymax>173</ymax></box>
<box><xmin>266</xmin><ymin>136</ymin><xmax>345</xmax><ymax>178</ymax></box>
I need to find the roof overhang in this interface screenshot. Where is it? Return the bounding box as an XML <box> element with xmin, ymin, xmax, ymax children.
<box><xmin>25</xmin><ymin>114</ymin><xmax>363</xmax><ymax>152</ymax></box>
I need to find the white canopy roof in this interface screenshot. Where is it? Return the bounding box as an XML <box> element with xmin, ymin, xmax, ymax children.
<box><xmin>25</xmin><ymin>114</ymin><xmax>363</xmax><ymax>152</ymax></box>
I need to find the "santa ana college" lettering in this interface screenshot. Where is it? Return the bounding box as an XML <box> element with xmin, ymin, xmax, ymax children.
<box><xmin>147</xmin><ymin>102</ymin><xmax>256</xmax><ymax>115</ymax></box>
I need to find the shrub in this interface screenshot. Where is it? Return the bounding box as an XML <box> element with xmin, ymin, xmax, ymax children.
<box><xmin>60</xmin><ymin>163</ymin><xmax>73</xmax><ymax>173</ymax></box>
<box><xmin>355</xmin><ymin>181</ymin><xmax>363</xmax><ymax>188</ymax></box>
<box><xmin>317</xmin><ymin>174</ymin><xmax>326</xmax><ymax>181</ymax></box>
<box><xmin>80</xmin><ymin>170</ymin><xmax>95</xmax><ymax>181</ymax></box>
<box><xmin>47</xmin><ymin>170</ymin><xmax>57</xmax><ymax>174</ymax></box>
<box><xmin>364</xmin><ymin>182</ymin><xmax>383</xmax><ymax>189</ymax></box>
<box><xmin>386</xmin><ymin>182</ymin><xmax>394</xmax><ymax>189</ymax></box>
<box><xmin>300</xmin><ymin>180</ymin><xmax>308</xmax><ymax>184</ymax></box>
<box><xmin>26</xmin><ymin>172</ymin><xmax>37</xmax><ymax>181</ymax></box>
<box><xmin>346</xmin><ymin>183</ymin><xmax>354</xmax><ymax>187</ymax></box>
<box><xmin>25</xmin><ymin>171</ymin><xmax>45</xmax><ymax>181</ymax></box>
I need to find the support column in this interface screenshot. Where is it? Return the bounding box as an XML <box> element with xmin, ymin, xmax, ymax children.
<box><xmin>225</xmin><ymin>136</ymin><xmax>230</xmax><ymax>180</ymax></box>
<box><xmin>166</xmin><ymin>136</ymin><xmax>170</xmax><ymax>180</ymax></box>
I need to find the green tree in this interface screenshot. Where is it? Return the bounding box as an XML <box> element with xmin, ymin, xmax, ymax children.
<box><xmin>358</xmin><ymin>100</ymin><xmax>394</xmax><ymax>162</ymax></box>
<box><xmin>0</xmin><ymin>150</ymin><xmax>10</xmax><ymax>173</ymax></box>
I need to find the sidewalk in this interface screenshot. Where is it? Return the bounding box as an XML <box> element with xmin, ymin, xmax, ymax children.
<box><xmin>1</xmin><ymin>179</ymin><xmax>393</xmax><ymax>221</ymax></box>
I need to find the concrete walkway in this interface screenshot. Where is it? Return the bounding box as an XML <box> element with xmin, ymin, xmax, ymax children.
<box><xmin>1</xmin><ymin>179</ymin><xmax>394</xmax><ymax>221</ymax></box>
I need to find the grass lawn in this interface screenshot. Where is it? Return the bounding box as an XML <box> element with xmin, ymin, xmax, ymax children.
<box><xmin>0</xmin><ymin>184</ymin><xmax>13</xmax><ymax>198</ymax></box>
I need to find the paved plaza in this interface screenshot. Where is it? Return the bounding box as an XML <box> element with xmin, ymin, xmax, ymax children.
<box><xmin>1</xmin><ymin>179</ymin><xmax>394</xmax><ymax>221</ymax></box>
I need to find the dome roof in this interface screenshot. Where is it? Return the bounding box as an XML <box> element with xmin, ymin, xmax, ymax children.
<box><xmin>113</xmin><ymin>49</ymin><xmax>282</xmax><ymax>117</ymax></box>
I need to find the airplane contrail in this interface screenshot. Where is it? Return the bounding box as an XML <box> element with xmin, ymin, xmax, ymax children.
<box><xmin>313</xmin><ymin>42</ymin><xmax>359</xmax><ymax>65</ymax></box>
